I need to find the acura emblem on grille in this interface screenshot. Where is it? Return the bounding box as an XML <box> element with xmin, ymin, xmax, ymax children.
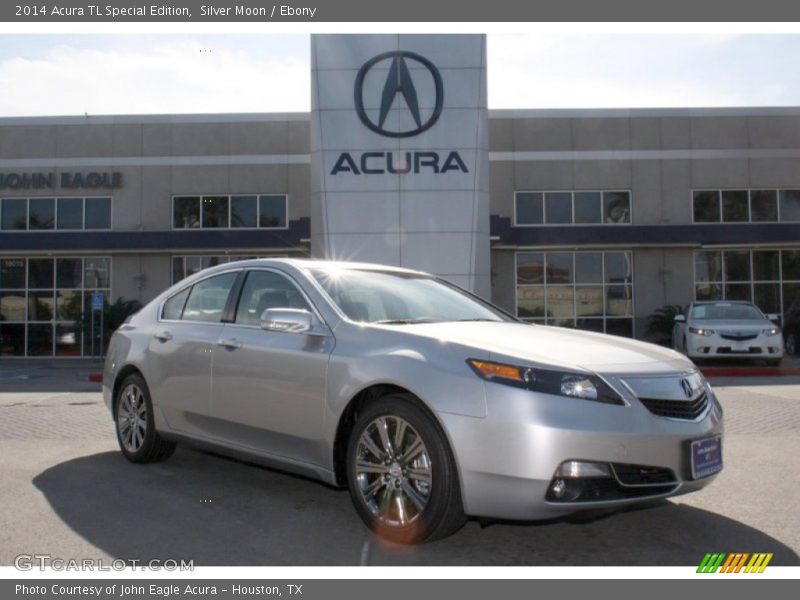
<box><xmin>681</xmin><ymin>378</ymin><xmax>694</xmax><ymax>398</ymax></box>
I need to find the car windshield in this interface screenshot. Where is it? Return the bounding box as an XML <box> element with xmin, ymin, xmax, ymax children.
<box><xmin>310</xmin><ymin>268</ymin><xmax>511</xmax><ymax>324</ymax></box>
<box><xmin>690</xmin><ymin>303</ymin><xmax>764</xmax><ymax>321</ymax></box>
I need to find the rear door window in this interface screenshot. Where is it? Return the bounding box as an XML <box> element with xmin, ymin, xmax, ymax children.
<box><xmin>182</xmin><ymin>272</ymin><xmax>238</xmax><ymax>323</ymax></box>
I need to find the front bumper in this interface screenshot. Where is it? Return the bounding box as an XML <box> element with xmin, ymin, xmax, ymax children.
<box><xmin>686</xmin><ymin>332</ymin><xmax>783</xmax><ymax>360</ymax></box>
<box><xmin>439</xmin><ymin>375</ymin><xmax>723</xmax><ymax>521</ymax></box>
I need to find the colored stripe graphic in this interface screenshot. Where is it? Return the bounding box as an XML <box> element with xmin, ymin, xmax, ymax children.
<box><xmin>697</xmin><ymin>553</ymin><xmax>727</xmax><ymax>573</ymax></box>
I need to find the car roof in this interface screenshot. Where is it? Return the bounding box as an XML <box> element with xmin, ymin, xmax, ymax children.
<box><xmin>691</xmin><ymin>300</ymin><xmax>754</xmax><ymax>305</ymax></box>
<box><xmin>206</xmin><ymin>257</ymin><xmax>428</xmax><ymax>276</ymax></box>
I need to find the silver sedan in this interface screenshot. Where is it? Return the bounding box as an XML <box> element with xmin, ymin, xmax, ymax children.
<box><xmin>103</xmin><ymin>259</ymin><xmax>723</xmax><ymax>544</ymax></box>
<box><xmin>673</xmin><ymin>301</ymin><xmax>784</xmax><ymax>366</ymax></box>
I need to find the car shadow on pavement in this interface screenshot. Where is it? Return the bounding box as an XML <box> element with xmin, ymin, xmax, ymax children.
<box><xmin>32</xmin><ymin>448</ymin><xmax>799</xmax><ymax>566</ymax></box>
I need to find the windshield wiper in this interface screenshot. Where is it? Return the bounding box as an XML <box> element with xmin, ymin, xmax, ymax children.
<box><xmin>453</xmin><ymin>318</ymin><xmax>501</xmax><ymax>322</ymax></box>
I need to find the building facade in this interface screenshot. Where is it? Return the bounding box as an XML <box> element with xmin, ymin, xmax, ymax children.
<box><xmin>1</xmin><ymin>35</ymin><xmax>800</xmax><ymax>356</ymax></box>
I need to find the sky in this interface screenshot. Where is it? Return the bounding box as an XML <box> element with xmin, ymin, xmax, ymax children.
<box><xmin>0</xmin><ymin>33</ymin><xmax>799</xmax><ymax>116</ymax></box>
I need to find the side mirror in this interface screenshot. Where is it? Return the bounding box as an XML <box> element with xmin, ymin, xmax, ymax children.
<box><xmin>674</xmin><ymin>314</ymin><xmax>686</xmax><ymax>323</ymax></box>
<box><xmin>767</xmin><ymin>313</ymin><xmax>781</xmax><ymax>323</ymax></box>
<box><xmin>260</xmin><ymin>308</ymin><xmax>313</xmax><ymax>333</ymax></box>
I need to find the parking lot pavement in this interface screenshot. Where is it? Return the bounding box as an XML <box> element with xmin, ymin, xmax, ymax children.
<box><xmin>0</xmin><ymin>362</ymin><xmax>798</xmax><ymax>566</ymax></box>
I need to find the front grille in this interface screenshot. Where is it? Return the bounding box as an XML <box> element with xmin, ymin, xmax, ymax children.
<box><xmin>612</xmin><ymin>463</ymin><xmax>677</xmax><ymax>486</ymax></box>
<box><xmin>639</xmin><ymin>391</ymin><xmax>709</xmax><ymax>420</ymax></box>
<box><xmin>720</xmin><ymin>333</ymin><xmax>758</xmax><ymax>341</ymax></box>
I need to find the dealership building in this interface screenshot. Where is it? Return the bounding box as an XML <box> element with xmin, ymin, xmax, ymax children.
<box><xmin>1</xmin><ymin>33</ymin><xmax>800</xmax><ymax>357</ymax></box>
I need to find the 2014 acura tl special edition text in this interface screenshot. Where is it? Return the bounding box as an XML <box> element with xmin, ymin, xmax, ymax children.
<box><xmin>103</xmin><ymin>259</ymin><xmax>723</xmax><ymax>543</ymax></box>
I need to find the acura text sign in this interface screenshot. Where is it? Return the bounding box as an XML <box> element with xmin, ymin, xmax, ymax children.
<box><xmin>310</xmin><ymin>34</ymin><xmax>490</xmax><ymax>296</ymax></box>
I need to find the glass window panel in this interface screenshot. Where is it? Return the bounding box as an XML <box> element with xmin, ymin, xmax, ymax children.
<box><xmin>515</xmin><ymin>192</ymin><xmax>544</xmax><ymax>225</ymax></box>
<box><xmin>201</xmin><ymin>196</ymin><xmax>229</xmax><ymax>228</ymax></box>
<box><xmin>575</xmin><ymin>318</ymin><xmax>604</xmax><ymax>333</ymax></box>
<box><xmin>546</xmin><ymin>253</ymin><xmax>573</xmax><ymax>284</ymax></box>
<box><xmin>721</xmin><ymin>190</ymin><xmax>749</xmax><ymax>222</ymax></box>
<box><xmin>516</xmin><ymin>252</ymin><xmax>544</xmax><ymax>284</ymax></box>
<box><xmin>693</xmin><ymin>191</ymin><xmax>721</xmax><ymax>222</ymax></box>
<box><xmin>172</xmin><ymin>257</ymin><xmax>184</xmax><ymax>283</ymax></box>
<box><xmin>751</xmin><ymin>190</ymin><xmax>778</xmax><ymax>222</ymax></box>
<box><xmin>28</xmin><ymin>258</ymin><xmax>53</xmax><ymax>289</ymax></box>
<box><xmin>84</xmin><ymin>258</ymin><xmax>110</xmax><ymax>289</ymax></box>
<box><xmin>1</xmin><ymin>198</ymin><xmax>27</xmax><ymax>230</ymax></box>
<box><xmin>84</xmin><ymin>197</ymin><xmax>111</xmax><ymax>229</ymax></box>
<box><xmin>695</xmin><ymin>251</ymin><xmax>722</xmax><ymax>282</ymax></box>
<box><xmin>752</xmin><ymin>251</ymin><xmax>780</xmax><ymax>281</ymax></box>
<box><xmin>29</xmin><ymin>198</ymin><xmax>54</xmax><ymax>230</ymax></box>
<box><xmin>162</xmin><ymin>287</ymin><xmax>191</xmax><ymax>321</ymax></box>
<box><xmin>575</xmin><ymin>286</ymin><xmax>604</xmax><ymax>317</ymax></box>
<box><xmin>604</xmin><ymin>252</ymin><xmax>631</xmax><ymax>284</ymax></box>
<box><xmin>55</xmin><ymin>323</ymin><xmax>80</xmax><ymax>356</ymax></box>
<box><xmin>81</xmin><ymin>295</ymin><xmax>103</xmax><ymax>356</ymax></box>
<box><xmin>182</xmin><ymin>272</ymin><xmax>238</xmax><ymax>323</ymax></box>
<box><xmin>0</xmin><ymin>323</ymin><xmax>25</xmax><ymax>356</ymax></box>
<box><xmin>56</xmin><ymin>258</ymin><xmax>83</xmax><ymax>289</ymax></box>
<box><xmin>575</xmin><ymin>252</ymin><xmax>603</xmax><ymax>284</ymax></box>
<box><xmin>603</xmin><ymin>191</ymin><xmax>631</xmax><ymax>224</ymax></box>
<box><xmin>724</xmin><ymin>251</ymin><xmax>751</xmax><ymax>282</ymax></box>
<box><xmin>235</xmin><ymin>271</ymin><xmax>310</xmax><ymax>325</ymax></box>
<box><xmin>516</xmin><ymin>285</ymin><xmax>546</xmax><ymax>319</ymax></box>
<box><xmin>779</xmin><ymin>190</ymin><xmax>800</xmax><ymax>222</ymax></box>
<box><xmin>782</xmin><ymin>250</ymin><xmax>800</xmax><ymax>281</ymax></box>
<box><xmin>606</xmin><ymin>285</ymin><xmax>633</xmax><ymax>316</ymax></box>
<box><xmin>185</xmin><ymin>256</ymin><xmax>203</xmax><ymax>278</ymax></box>
<box><xmin>544</xmin><ymin>192</ymin><xmax>572</xmax><ymax>224</ymax></box>
<box><xmin>174</xmin><ymin>196</ymin><xmax>200</xmax><ymax>228</ymax></box>
<box><xmin>573</xmin><ymin>192</ymin><xmax>602</xmax><ymax>224</ymax></box>
<box><xmin>696</xmin><ymin>283</ymin><xmax>723</xmax><ymax>301</ymax></box>
<box><xmin>231</xmin><ymin>195</ymin><xmax>258</xmax><ymax>228</ymax></box>
<box><xmin>549</xmin><ymin>317</ymin><xmax>575</xmax><ymax>328</ymax></box>
<box><xmin>754</xmin><ymin>283</ymin><xmax>781</xmax><ymax>315</ymax></box>
<box><xmin>202</xmin><ymin>256</ymin><xmax>227</xmax><ymax>270</ymax></box>
<box><xmin>783</xmin><ymin>283</ymin><xmax>800</xmax><ymax>320</ymax></box>
<box><xmin>27</xmin><ymin>323</ymin><xmax>53</xmax><ymax>356</ymax></box>
<box><xmin>605</xmin><ymin>319</ymin><xmax>633</xmax><ymax>338</ymax></box>
<box><xmin>259</xmin><ymin>195</ymin><xmax>287</xmax><ymax>228</ymax></box>
<box><xmin>56</xmin><ymin>290</ymin><xmax>82</xmax><ymax>321</ymax></box>
<box><xmin>28</xmin><ymin>291</ymin><xmax>55</xmax><ymax>321</ymax></box>
<box><xmin>546</xmin><ymin>285</ymin><xmax>574</xmax><ymax>319</ymax></box>
<box><xmin>56</xmin><ymin>197</ymin><xmax>83</xmax><ymax>229</ymax></box>
<box><xmin>0</xmin><ymin>291</ymin><xmax>26</xmax><ymax>321</ymax></box>
<box><xmin>724</xmin><ymin>284</ymin><xmax>752</xmax><ymax>302</ymax></box>
<box><xmin>0</xmin><ymin>258</ymin><xmax>26</xmax><ymax>288</ymax></box>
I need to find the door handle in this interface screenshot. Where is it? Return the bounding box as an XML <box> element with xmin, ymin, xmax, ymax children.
<box><xmin>154</xmin><ymin>330</ymin><xmax>173</xmax><ymax>342</ymax></box>
<box><xmin>217</xmin><ymin>338</ymin><xmax>243</xmax><ymax>349</ymax></box>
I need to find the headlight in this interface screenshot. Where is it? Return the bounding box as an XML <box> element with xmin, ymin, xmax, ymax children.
<box><xmin>762</xmin><ymin>327</ymin><xmax>781</xmax><ymax>336</ymax></box>
<box><xmin>688</xmin><ymin>326</ymin><xmax>714</xmax><ymax>336</ymax></box>
<box><xmin>466</xmin><ymin>359</ymin><xmax>624</xmax><ymax>405</ymax></box>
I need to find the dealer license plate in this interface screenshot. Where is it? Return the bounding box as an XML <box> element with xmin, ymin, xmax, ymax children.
<box><xmin>691</xmin><ymin>435</ymin><xmax>723</xmax><ymax>479</ymax></box>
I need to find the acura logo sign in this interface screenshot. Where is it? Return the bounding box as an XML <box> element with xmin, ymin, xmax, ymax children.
<box><xmin>681</xmin><ymin>378</ymin><xmax>694</xmax><ymax>399</ymax></box>
<box><xmin>354</xmin><ymin>51</ymin><xmax>444</xmax><ymax>138</ymax></box>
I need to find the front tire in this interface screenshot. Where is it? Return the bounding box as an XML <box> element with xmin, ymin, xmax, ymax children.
<box><xmin>114</xmin><ymin>374</ymin><xmax>176</xmax><ymax>463</ymax></box>
<box><xmin>786</xmin><ymin>332</ymin><xmax>797</xmax><ymax>356</ymax></box>
<box><xmin>346</xmin><ymin>394</ymin><xmax>466</xmax><ymax>544</ymax></box>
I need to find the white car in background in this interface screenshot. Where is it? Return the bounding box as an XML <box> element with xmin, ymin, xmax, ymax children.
<box><xmin>673</xmin><ymin>301</ymin><xmax>783</xmax><ymax>366</ymax></box>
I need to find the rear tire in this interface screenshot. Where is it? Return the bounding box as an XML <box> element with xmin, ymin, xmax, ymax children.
<box><xmin>114</xmin><ymin>373</ymin><xmax>176</xmax><ymax>463</ymax></box>
<box><xmin>346</xmin><ymin>393</ymin><xmax>466</xmax><ymax>544</ymax></box>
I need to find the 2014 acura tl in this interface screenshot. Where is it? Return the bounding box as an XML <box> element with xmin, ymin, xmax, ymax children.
<box><xmin>103</xmin><ymin>259</ymin><xmax>723</xmax><ymax>543</ymax></box>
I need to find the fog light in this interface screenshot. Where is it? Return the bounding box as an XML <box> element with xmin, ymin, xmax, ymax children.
<box><xmin>698</xmin><ymin>347</ymin><xmax>710</xmax><ymax>354</ymax></box>
<box><xmin>555</xmin><ymin>460</ymin><xmax>612</xmax><ymax>478</ymax></box>
<box><xmin>549</xmin><ymin>478</ymin><xmax>584</xmax><ymax>501</ymax></box>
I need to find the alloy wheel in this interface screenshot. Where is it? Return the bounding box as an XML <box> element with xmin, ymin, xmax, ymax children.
<box><xmin>117</xmin><ymin>383</ymin><xmax>148</xmax><ymax>453</ymax></box>
<box><xmin>354</xmin><ymin>415</ymin><xmax>432</xmax><ymax>528</ymax></box>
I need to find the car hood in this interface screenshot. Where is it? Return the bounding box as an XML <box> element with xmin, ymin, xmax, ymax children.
<box><xmin>383</xmin><ymin>321</ymin><xmax>692</xmax><ymax>374</ymax></box>
<box><xmin>687</xmin><ymin>319</ymin><xmax>770</xmax><ymax>331</ymax></box>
